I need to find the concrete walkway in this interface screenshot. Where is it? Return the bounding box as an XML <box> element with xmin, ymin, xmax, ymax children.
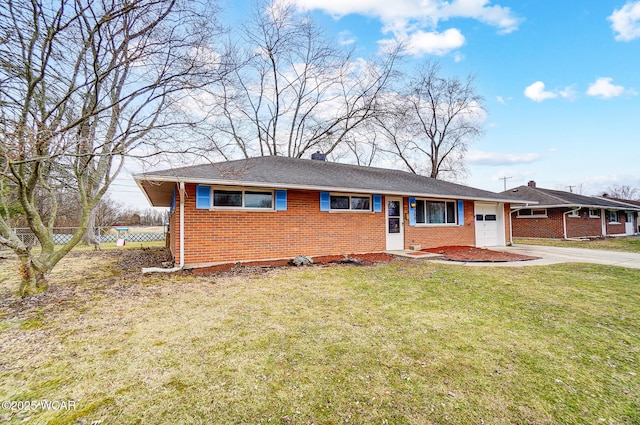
<box><xmin>434</xmin><ymin>244</ymin><xmax>640</xmax><ymax>268</ymax></box>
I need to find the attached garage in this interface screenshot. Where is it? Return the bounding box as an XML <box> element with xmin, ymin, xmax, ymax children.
<box><xmin>474</xmin><ymin>202</ymin><xmax>505</xmax><ymax>247</ymax></box>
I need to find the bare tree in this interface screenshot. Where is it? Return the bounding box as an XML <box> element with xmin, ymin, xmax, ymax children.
<box><xmin>0</xmin><ymin>0</ymin><xmax>222</xmax><ymax>296</ymax></box>
<box><xmin>379</xmin><ymin>61</ymin><xmax>485</xmax><ymax>180</ymax></box>
<box><xmin>200</xmin><ymin>0</ymin><xmax>401</xmax><ymax>160</ymax></box>
<box><xmin>603</xmin><ymin>185</ymin><xmax>640</xmax><ymax>200</ymax></box>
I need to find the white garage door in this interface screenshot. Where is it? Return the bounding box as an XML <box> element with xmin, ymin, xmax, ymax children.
<box><xmin>475</xmin><ymin>203</ymin><xmax>501</xmax><ymax>247</ymax></box>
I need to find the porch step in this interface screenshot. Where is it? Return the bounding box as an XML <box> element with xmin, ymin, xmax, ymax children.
<box><xmin>386</xmin><ymin>250</ymin><xmax>445</xmax><ymax>260</ymax></box>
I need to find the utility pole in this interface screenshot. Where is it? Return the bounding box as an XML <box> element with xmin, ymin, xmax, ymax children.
<box><xmin>499</xmin><ymin>176</ymin><xmax>512</xmax><ymax>191</ymax></box>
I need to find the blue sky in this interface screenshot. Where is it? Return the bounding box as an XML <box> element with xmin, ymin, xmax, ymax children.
<box><xmin>121</xmin><ymin>0</ymin><xmax>640</xmax><ymax>209</ymax></box>
<box><xmin>285</xmin><ymin>0</ymin><xmax>640</xmax><ymax>194</ymax></box>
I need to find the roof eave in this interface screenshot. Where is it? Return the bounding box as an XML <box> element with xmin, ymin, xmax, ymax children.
<box><xmin>133</xmin><ymin>173</ymin><xmax>531</xmax><ymax>204</ymax></box>
<box><xmin>514</xmin><ymin>203</ymin><xmax>640</xmax><ymax>211</ymax></box>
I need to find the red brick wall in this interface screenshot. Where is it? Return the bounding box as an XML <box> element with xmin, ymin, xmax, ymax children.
<box><xmin>566</xmin><ymin>210</ymin><xmax>602</xmax><ymax>238</ymax></box>
<box><xmin>504</xmin><ymin>204</ymin><xmax>512</xmax><ymax>245</ymax></box>
<box><xmin>567</xmin><ymin>216</ymin><xmax>602</xmax><ymax>238</ymax></box>
<box><xmin>512</xmin><ymin>208</ymin><xmax>564</xmax><ymax>238</ymax></box>
<box><xmin>170</xmin><ymin>184</ymin><xmax>506</xmax><ymax>266</ymax></box>
<box><xmin>606</xmin><ymin>215</ymin><xmax>626</xmax><ymax>235</ymax></box>
<box><xmin>512</xmin><ymin>207</ymin><xmax>630</xmax><ymax>239</ymax></box>
<box><xmin>403</xmin><ymin>199</ymin><xmax>476</xmax><ymax>248</ymax></box>
<box><xmin>176</xmin><ymin>184</ymin><xmax>386</xmax><ymax>266</ymax></box>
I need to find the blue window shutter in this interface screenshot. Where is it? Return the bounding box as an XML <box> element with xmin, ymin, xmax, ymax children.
<box><xmin>275</xmin><ymin>190</ymin><xmax>287</xmax><ymax>211</ymax></box>
<box><xmin>170</xmin><ymin>186</ymin><xmax>177</xmax><ymax>214</ymax></box>
<box><xmin>457</xmin><ymin>200</ymin><xmax>464</xmax><ymax>226</ymax></box>
<box><xmin>196</xmin><ymin>185</ymin><xmax>210</xmax><ymax>209</ymax></box>
<box><xmin>408</xmin><ymin>197</ymin><xmax>416</xmax><ymax>226</ymax></box>
<box><xmin>373</xmin><ymin>194</ymin><xmax>382</xmax><ymax>212</ymax></box>
<box><xmin>320</xmin><ymin>192</ymin><xmax>330</xmax><ymax>211</ymax></box>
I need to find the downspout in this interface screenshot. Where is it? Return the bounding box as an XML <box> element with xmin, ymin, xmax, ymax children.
<box><xmin>509</xmin><ymin>206</ymin><xmax>529</xmax><ymax>245</ymax></box>
<box><xmin>562</xmin><ymin>207</ymin><xmax>581</xmax><ymax>239</ymax></box>
<box><xmin>143</xmin><ymin>181</ymin><xmax>185</xmax><ymax>273</ymax></box>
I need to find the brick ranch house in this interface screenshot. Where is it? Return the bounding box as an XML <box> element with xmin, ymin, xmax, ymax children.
<box><xmin>502</xmin><ymin>181</ymin><xmax>640</xmax><ymax>239</ymax></box>
<box><xmin>134</xmin><ymin>156</ymin><xmax>529</xmax><ymax>269</ymax></box>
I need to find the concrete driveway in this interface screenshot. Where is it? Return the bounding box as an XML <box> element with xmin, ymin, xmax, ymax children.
<box><xmin>481</xmin><ymin>244</ymin><xmax>640</xmax><ymax>268</ymax></box>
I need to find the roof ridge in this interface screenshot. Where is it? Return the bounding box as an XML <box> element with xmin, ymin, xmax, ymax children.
<box><xmin>532</xmin><ymin>187</ymin><xmax>572</xmax><ymax>204</ymax></box>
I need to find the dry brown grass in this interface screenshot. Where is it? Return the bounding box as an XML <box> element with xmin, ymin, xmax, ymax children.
<box><xmin>0</xmin><ymin>249</ymin><xmax>638</xmax><ymax>424</ymax></box>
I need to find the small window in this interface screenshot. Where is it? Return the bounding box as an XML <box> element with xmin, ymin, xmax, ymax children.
<box><xmin>212</xmin><ymin>188</ymin><xmax>274</xmax><ymax>209</ymax></box>
<box><xmin>608</xmin><ymin>210</ymin><xmax>620</xmax><ymax>223</ymax></box>
<box><xmin>213</xmin><ymin>190</ymin><xmax>242</xmax><ymax>207</ymax></box>
<box><xmin>517</xmin><ymin>208</ymin><xmax>547</xmax><ymax>218</ymax></box>
<box><xmin>589</xmin><ymin>209</ymin><xmax>601</xmax><ymax>218</ymax></box>
<box><xmin>330</xmin><ymin>195</ymin><xmax>350</xmax><ymax>210</ymax></box>
<box><xmin>245</xmin><ymin>191</ymin><xmax>273</xmax><ymax>209</ymax></box>
<box><xmin>351</xmin><ymin>196</ymin><xmax>370</xmax><ymax>210</ymax></box>
<box><xmin>568</xmin><ymin>209</ymin><xmax>580</xmax><ymax>217</ymax></box>
<box><xmin>475</xmin><ymin>214</ymin><xmax>484</xmax><ymax>221</ymax></box>
<box><xmin>329</xmin><ymin>194</ymin><xmax>371</xmax><ymax>211</ymax></box>
<box><xmin>485</xmin><ymin>214</ymin><xmax>497</xmax><ymax>221</ymax></box>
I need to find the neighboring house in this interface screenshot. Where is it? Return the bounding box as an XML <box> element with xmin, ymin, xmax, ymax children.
<box><xmin>600</xmin><ymin>196</ymin><xmax>640</xmax><ymax>234</ymax></box>
<box><xmin>503</xmin><ymin>181</ymin><xmax>640</xmax><ymax>239</ymax></box>
<box><xmin>134</xmin><ymin>155</ymin><xmax>528</xmax><ymax>269</ymax></box>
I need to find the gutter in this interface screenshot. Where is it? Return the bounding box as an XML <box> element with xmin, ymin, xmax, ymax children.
<box><xmin>133</xmin><ymin>174</ymin><xmax>535</xmax><ymax>205</ymax></box>
<box><xmin>142</xmin><ymin>181</ymin><xmax>185</xmax><ymax>273</ymax></box>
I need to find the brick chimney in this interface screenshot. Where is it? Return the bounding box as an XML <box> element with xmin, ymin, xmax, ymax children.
<box><xmin>527</xmin><ymin>180</ymin><xmax>536</xmax><ymax>188</ymax></box>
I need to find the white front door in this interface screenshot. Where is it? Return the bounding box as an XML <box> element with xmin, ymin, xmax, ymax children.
<box><xmin>474</xmin><ymin>203</ymin><xmax>503</xmax><ymax>247</ymax></box>
<box><xmin>386</xmin><ymin>197</ymin><xmax>404</xmax><ymax>250</ymax></box>
<box><xmin>626</xmin><ymin>212</ymin><xmax>635</xmax><ymax>235</ymax></box>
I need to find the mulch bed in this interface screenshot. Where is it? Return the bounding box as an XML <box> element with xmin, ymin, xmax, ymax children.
<box><xmin>190</xmin><ymin>252</ymin><xmax>394</xmax><ymax>276</ymax></box>
<box><xmin>420</xmin><ymin>245</ymin><xmax>538</xmax><ymax>262</ymax></box>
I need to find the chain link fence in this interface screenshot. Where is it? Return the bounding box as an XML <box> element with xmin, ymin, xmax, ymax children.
<box><xmin>1</xmin><ymin>227</ymin><xmax>166</xmax><ymax>249</ymax></box>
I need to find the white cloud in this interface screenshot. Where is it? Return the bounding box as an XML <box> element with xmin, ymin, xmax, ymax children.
<box><xmin>523</xmin><ymin>81</ymin><xmax>575</xmax><ymax>102</ymax></box>
<box><xmin>292</xmin><ymin>0</ymin><xmax>521</xmax><ymax>56</ymax></box>
<box><xmin>496</xmin><ymin>95</ymin><xmax>513</xmax><ymax>105</ymax></box>
<box><xmin>338</xmin><ymin>30</ymin><xmax>357</xmax><ymax>46</ymax></box>
<box><xmin>524</xmin><ymin>81</ymin><xmax>557</xmax><ymax>102</ymax></box>
<box><xmin>608</xmin><ymin>1</ymin><xmax>640</xmax><ymax>41</ymax></box>
<box><xmin>402</xmin><ymin>28</ymin><xmax>466</xmax><ymax>56</ymax></box>
<box><xmin>467</xmin><ymin>151</ymin><xmax>541</xmax><ymax>166</ymax></box>
<box><xmin>586</xmin><ymin>77</ymin><xmax>628</xmax><ymax>98</ymax></box>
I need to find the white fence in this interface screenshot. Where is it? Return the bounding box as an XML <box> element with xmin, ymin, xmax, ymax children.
<box><xmin>2</xmin><ymin>227</ymin><xmax>166</xmax><ymax>249</ymax></box>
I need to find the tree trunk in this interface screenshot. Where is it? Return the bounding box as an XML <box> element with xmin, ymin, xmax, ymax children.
<box><xmin>81</xmin><ymin>209</ymin><xmax>100</xmax><ymax>249</ymax></box>
<box><xmin>18</xmin><ymin>252</ymin><xmax>48</xmax><ymax>297</ymax></box>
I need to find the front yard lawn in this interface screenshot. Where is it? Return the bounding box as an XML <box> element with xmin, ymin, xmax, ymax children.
<box><xmin>0</xmin><ymin>249</ymin><xmax>638</xmax><ymax>424</ymax></box>
<box><xmin>515</xmin><ymin>236</ymin><xmax>640</xmax><ymax>253</ymax></box>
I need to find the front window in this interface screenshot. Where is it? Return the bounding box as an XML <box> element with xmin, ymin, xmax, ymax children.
<box><xmin>330</xmin><ymin>194</ymin><xmax>371</xmax><ymax>211</ymax></box>
<box><xmin>245</xmin><ymin>191</ymin><xmax>273</xmax><ymax>208</ymax></box>
<box><xmin>608</xmin><ymin>210</ymin><xmax>619</xmax><ymax>223</ymax></box>
<box><xmin>415</xmin><ymin>200</ymin><xmax>456</xmax><ymax>224</ymax></box>
<box><xmin>213</xmin><ymin>189</ymin><xmax>273</xmax><ymax>209</ymax></box>
<box><xmin>213</xmin><ymin>190</ymin><xmax>243</xmax><ymax>207</ymax></box>
<box><xmin>589</xmin><ymin>209</ymin><xmax>601</xmax><ymax>218</ymax></box>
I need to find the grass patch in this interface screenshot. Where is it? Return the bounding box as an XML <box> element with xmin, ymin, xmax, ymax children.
<box><xmin>0</xmin><ymin>252</ymin><xmax>638</xmax><ymax>424</ymax></box>
<box><xmin>515</xmin><ymin>236</ymin><xmax>640</xmax><ymax>253</ymax></box>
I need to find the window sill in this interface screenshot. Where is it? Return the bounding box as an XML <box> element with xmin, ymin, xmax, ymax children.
<box><xmin>329</xmin><ymin>210</ymin><xmax>374</xmax><ymax>213</ymax></box>
<box><xmin>414</xmin><ymin>223</ymin><xmax>458</xmax><ymax>227</ymax></box>
<box><xmin>210</xmin><ymin>207</ymin><xmax>276</xmax><ymax>212</ymax></box>
<box><xmin>516</xmin><ymin>216</ymin><xmax>548</xmax><ymax>219</ymax></box>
